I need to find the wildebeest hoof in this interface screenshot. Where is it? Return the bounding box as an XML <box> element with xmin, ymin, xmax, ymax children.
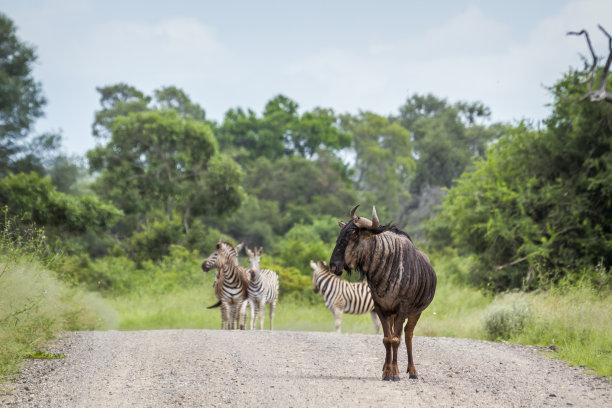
<box><xmin>409</xmin><ymin>374</ymin><xmax>418</xmax><ymax>379</ymax></box>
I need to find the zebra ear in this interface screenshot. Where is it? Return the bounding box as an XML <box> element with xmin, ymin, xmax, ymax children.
<box><xmin>257</xmin><ymin>247</ymin><xmax>264</xmax><ymax>256</ymax></box>
<box><xmin>236</xmin><ymin>242</ymin><xmax>244</xmax><ymax>252</ymax></box>
<box><xmin>310</xmin><ymin>260</ymin><xmax>317</xmax><ymax>269</ymax></box>
<box><xmin>245</xmin><ymin>246</ymin><xmax>253</xmax><ymax>257</ymax></box>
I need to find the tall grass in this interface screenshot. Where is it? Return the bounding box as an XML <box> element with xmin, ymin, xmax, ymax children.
<box><xmin>503</xmin><ymin>287</ymin><xmax>612</xmax><ymax>377</ymax></box>
<box><xmin>0</xmin><ymin>258</ymin><xmax>117</xmax><ymax>383</ymax></box>
<box><xmin>0</xmin><ymin>213</ymin><xmax>117</xmax><ymax>385</ymax></box>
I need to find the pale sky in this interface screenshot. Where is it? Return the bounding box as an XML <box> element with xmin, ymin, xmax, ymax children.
<box><xmin>1</xmin><ymin>0</ymin><xmax>611</xmax><ymax>156</ymax></box>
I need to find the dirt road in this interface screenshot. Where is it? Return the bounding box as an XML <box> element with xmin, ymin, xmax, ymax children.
<box><xmin>1</xmin><ymin>330</ymin><xmax>610</xmax><ymax>407</ymax></box>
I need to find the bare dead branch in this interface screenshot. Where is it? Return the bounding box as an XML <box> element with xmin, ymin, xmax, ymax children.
<box><xmin>568</xmin><ymin>29</ymin><xmax>598</xmax><ymax>94</ymax></box>
<box><xmin>568</xmin><ymin>25</ymin><xmax>612</xmax><ymax>103</ymax></box>
<box><xmin>496</xmin><ymin>256</ymin><xmax>528</xmax><ymax>271</ymax></box>
<box><xmin>598</xmin><ymin>25</ymin><xmax>612</xmax><ymax>95</ymax></box>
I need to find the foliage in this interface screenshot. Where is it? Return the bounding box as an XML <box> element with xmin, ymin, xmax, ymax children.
<box><xmin>89</xmin><ymin>108</ymin><xmax>244</xmax><ymax>237</ymax></box>
<box><xmin>0</xmin><ymin>173</ymin><xmax>122</xmax><ymax>254</ymax></box>
<box><xmin>0</xmin><ymin>12</ymin><xmax>47</xmax><ymax>176</ymax></box>
<box><xmin>483</xmin><ymin>298</ymin><xmax>531</xmax><ymax>340</ymax></box>
<box><xmin>395</xmin><ymin>94</ymin><xmax>503</xmax><ymax>194</ymax></box>
<box><xmin>275</xmin><ymin>216</ymin><xmax>338</xmax><ymax>274</ymax></box>
<box><xmin>340</xmin><ymin>111</ymin><xmax>414</xmax><ymax>226</ymax></box>
<box><xmin>429</xmin><ymin>69</ymin><xmax>612</xmax><ymax>290</ymax></box>
<box><xmin>240</xmin><ymin>155</ymin><xmax>355</xmax><ymax>236</ymax></box>
<box><xmin>217</xmin><ymin>94</ymin><xmax>351</xmax><ymax>163</ymax></box>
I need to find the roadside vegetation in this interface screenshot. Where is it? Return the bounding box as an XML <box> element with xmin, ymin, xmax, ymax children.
<box><xmin>0</xmin><ymin>11</ymin><xmax>610</xmax><ymax>385</ymax></box>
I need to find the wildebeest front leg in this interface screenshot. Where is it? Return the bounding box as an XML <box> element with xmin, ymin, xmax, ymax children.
<box><xmin>404</xmin><ymin>312</ymin><xmax>422</xmax><ymax>379</ymax></box>
<box><xmin>375</xmin><ymin>308</ymin><xmax>394</xmax><ymax>380</ymax></box>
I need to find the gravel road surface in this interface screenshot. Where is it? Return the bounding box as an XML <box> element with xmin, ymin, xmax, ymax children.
<box><xmin>1</xmin><ymin>330</ymin><xmax>610</xmax><ymax>407</ymax></box>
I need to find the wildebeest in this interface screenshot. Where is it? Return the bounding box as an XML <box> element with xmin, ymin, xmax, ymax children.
<box><xmin>329</xmin><ymin>205</ymin><xmax>436</xmax><ymax>381</ymax></box>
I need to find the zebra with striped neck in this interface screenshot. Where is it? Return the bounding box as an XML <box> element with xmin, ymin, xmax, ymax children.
<box><xmin>202</xmin><ymin>241</ymin><xmax>249</xmax><ymax>330</ymax></box>
<box><xmin>245</xmin><ymin>246</ymin><xmax>279</xmax><ymax>330</ymax></box>
<box><xmin>310</xmin><ymin>260</ymin><xmax>380</xmax><ymax>333</ymax></box>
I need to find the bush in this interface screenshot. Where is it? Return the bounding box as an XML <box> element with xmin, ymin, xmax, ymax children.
<box><xmin>484</xmin><ymin>297</ymin><xmax>531</xmax><ymax>340</ymax></box>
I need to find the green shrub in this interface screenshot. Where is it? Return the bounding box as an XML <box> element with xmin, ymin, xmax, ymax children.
<box><xmin>484</xmin><ymin>298</ymin><xmax>531</xmax><ymax>340</ymax></box>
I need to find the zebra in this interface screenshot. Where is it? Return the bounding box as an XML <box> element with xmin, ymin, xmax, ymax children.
<box><xmin>310</xmin><ymin>260</ymin><xmax>380</xmax><ymax>334</ymax></box>
<box><xmin>245</xmin><ymin>246</ymin><xmax>279</xmax><ymax>330</ymax></box>
<box><xmin>329</xmin><ymin>205</ymin><xmax>437</xmax><ymax>381</ymax></box>
<box><xmin>202</xmin><ymin>241</ymin><xmax>250</xmax><ymax>330</ymax></box>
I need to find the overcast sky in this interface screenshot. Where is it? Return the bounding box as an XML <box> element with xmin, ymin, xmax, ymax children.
<box><xmin>1</xmin><ymin>0</ymin><xmax>611</xmax><ymax>156</ymax></box>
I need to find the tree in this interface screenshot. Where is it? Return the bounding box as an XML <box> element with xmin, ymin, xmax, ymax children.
<box><xmin>217</xmin><ymin>94</ymin><xmax>352</xmax><ymax>164</ymax></box>
<box><xmin>0</xmin><ymin>13</ymin><xmax>48</xmax><ymax>175</ymax></box>
<box><xmin>395</xmin><ymin>94</ymin><xmax>501</xmax><ymax>194</ymax></box>
<box><xmin>154</xmin><ymin>86</ymin><xmax>207</xmax><ymax>121</ymax></box>
<box><xmin>88</xmin><ymin>109</ymin><xmax>244</xmax><ymax>235</ymax></box>
<box><xmin>0</xmin><ymin>172</ymin><xmax>122</xmax><ymax>248</ymax></box>
<box><xmin>240</xmin><ymin>155</ymin><xmax>356</xmax><ymax>235</ymax></box>
<box><xmin>340</xmin><ymin>111</ymin><xmax>414</xmax><ymax>227</ymax></box>
<box><xmin>428</xmin><ymin>68</ymin><xmax>612</xmax><ymax>291</ymax></box>
<box><xmin>92</xmin><ymin>83</ymin><xmax>151</xmax><ymax>140</ymax></box>
<box><xmin>567</xmin><ymin>25</ymin><xmax>612</xmax><ymax>103</ymax></box>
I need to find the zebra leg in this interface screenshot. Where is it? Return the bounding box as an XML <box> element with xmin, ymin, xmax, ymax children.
<box><xmin>258</xmin><ymin>303</ymin><xmax>265</xmax><ymax>330</ymax></box>
<box><xmin>239</xmin><ymin>300</ymin><xmax>248</xmax><ymax>330</ymax></box>
<box><xmin>221</xmin><ymin>301</ymin><xmax>229</xmax><ymax>330</ymax></box>
<box><xmin>370</xmin><ymin>311</ymin><xmax>381</xmax><ymax>334</ymax></box>
<box><xmin>331</xmin><ymin>308</ymin><xmax>343</xmax><ymax>333</ymax></box>
<box><xmin>249</xmin><ymin>299</ymin><xmax>255</xmax><ymax>330</ymax></box>
<box><xmin>269</xmin><ymin>300</ymin><xmax>276</xmax><ymax>331</ymax></box>
<box><xmin>230</xmin><ymin>303</ymin><xmax>240</xmax><ymax>330</ymax></box>
<box><xmin>404</xmin><ymin>312</ymin><xmax>422</xmax><ymax>379</ymax></box>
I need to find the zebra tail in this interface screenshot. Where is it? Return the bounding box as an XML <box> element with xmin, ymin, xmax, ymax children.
<box><xmin>207</xmin><ymin>300</ymin><xmax>222</xmax><ymax>309</ymax></box>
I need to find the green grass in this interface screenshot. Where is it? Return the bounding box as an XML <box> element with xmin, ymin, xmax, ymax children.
<box><xmin>507</xmin><ymin>288</ymin><xmax>612</xmax><ymax>377</ymax></box>
<box><xmin>111</xmin><ymin>283</ymin><xmax>380</xmax><ymax>333</ymax></box>
<box><xmin>0</xmin><ymin>258</ymin><xmax>117</xmax><ymax>384</ymax></box>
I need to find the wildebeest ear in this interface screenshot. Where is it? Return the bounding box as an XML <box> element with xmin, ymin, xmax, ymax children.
<box><xmin>338</xmin><ymin>220</ymin><xmax>346</xmax><ymax>228</ymax></box>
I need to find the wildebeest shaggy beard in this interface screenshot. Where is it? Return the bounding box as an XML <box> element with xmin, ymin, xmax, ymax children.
<box><xmin>329</xmin><ymin>205</ymin><xmax>437</xmax><ymax>381</ymax></box>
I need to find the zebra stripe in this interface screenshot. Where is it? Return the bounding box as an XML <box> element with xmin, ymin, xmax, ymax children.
<box><xmin>310</xmin><ymin>260</ymin><xmax>380</xmax><ymax>333</ymax></box>
<box><xmin>202</xmin><ymin>241</ymin><xmax>249</xmax><ymax>330</ymax></box>
<box><xmin>245</xmin><ymin>247</ymin><xmax>279</xmax><ymax>330</ymax></box>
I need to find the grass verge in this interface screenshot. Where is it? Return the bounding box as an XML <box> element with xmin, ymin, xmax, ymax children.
<box><xmin>0</xmin><ymin>258</ymin><xmax>117</xmax><ymax>385</ymax></box>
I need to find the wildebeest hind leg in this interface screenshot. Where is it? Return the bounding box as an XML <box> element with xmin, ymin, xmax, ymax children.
<box><xmin>404</xmin><ymin>313</ymin><xmax>422</xmax><ymax>379</ymax></box>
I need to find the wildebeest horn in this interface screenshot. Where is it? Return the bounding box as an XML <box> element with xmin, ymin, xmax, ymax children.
<box><xmin>349</xmin><ymin>204</ymin><xmax>360</xmax><ymax>219</ymax></box>
<box><xmin>371</xmin><ymin>206</ymin><xmax>379</xmax><ymax>229</ymax></box>
<box><xmin>352</xmin><ymin>205</ymin><xmax>380</xmax><ymax>229</ymax></box>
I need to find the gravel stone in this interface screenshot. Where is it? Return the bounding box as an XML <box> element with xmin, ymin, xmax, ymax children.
<box><xmin>1</xmin><ymin>330</ymin><xmax>610</xmax><ymax>407</ymax></box>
